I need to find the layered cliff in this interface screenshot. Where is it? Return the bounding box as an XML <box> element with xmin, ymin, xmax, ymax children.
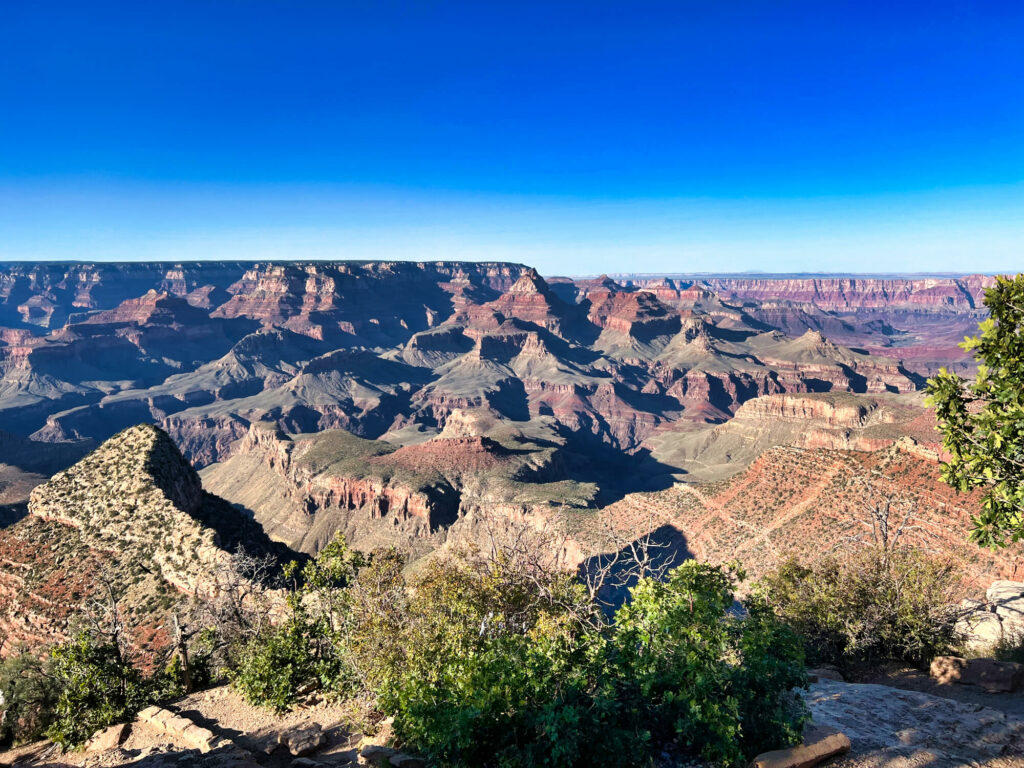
<box><xmin>645</xmin><ymin>391</ymin><xmax>938</xmax><ymax>483</ymax></box>
<box><xmin>621</xmin><ymin>274</ymin><xmax>996</xmax><ymax>376</ymax></box>
<box><xmin>200</xmin><ymin>416</ymin><xmax>599</xmax><ymax>557</ymax></box>
<box><xmin>0</xmin><ymin>262</ymin><xmax>985</xmax><ymax>481</ymax></box>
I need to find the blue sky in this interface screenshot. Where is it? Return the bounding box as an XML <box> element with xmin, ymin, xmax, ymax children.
<box><xmin>1</xmin><ymin>1</ymin><xmax>1022</xmax><ymax>274</ymax></box>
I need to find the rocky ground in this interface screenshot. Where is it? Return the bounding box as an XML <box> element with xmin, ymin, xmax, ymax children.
<box><xmin>2</xmin><ymin>676</ymin><xmax>1023</xmax><ymax>768</ymax></box>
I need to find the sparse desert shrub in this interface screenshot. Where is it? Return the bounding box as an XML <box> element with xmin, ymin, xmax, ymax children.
<box><xmin>987</xmin><ymin>623</ymin><xmax>1024</xmax><ymax>664</ymax></box>
<box><xmin>0</xmin><ymin>650</ymin><xmax>59</xmax><ymax>746</ymax></box>
<box><xmin>757</xmin><ymin>546</ymin><xmax>962</xmax><ymax>667</ymax></box>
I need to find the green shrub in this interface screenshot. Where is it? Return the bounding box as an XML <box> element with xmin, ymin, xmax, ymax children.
<box><xmin>611</xmin><ymin>563</ymin><xmax>808</xmax><ymax>766</ymax></box>
<box><xmin>758</xmin><ymin>547</ymin><xmax>962</xmax><ymax>667</ymax></box>
<box><xmin>229</xmin><ymin>619</ymin><xmax>322</xmax><ymax>712</ymax></box>
<box><xmin>360</xmin><ymin>556</ymin><xmax>807</xmax><ymax>768</ymax></box>
<box><xmin>46</xmin><ymin>631</ymin><xmax>156</xmax><ymax>748</ymax></box>
<box><xmin>0</xmin><ymin>651</ymin><xmax>59</xmax><ymax>746</ymax></box>
<box><xmin>227</xmin><ymin>535</ymin><xmax>362</xmax><ymax>711</ymax></box>
<box><xmin>219</xmin><ymin>533</ymin><xmax>808</xmax><ymax>766</ymax></box>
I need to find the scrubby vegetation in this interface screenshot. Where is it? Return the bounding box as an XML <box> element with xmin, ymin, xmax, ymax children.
<box><xmin>10</xmin><ymin>503</ymin><xmax>974</xmax><ymax>765</ymax></box>
<box><xmin>0</xmin><ymin>629</ymin><xmax>190</xmax><ymax>749</ymax></box>
<box><xmin>0</xmin><ymin>649</ymin><xmax>58</xmax><ymax>746</ymax></box>
<box><xmin>223</xmin><ymin>533</ymin><xmax>808</xmax><ymax>767</ymax></box>
<box><xmin>757</xmin><ymin>546</ymin><xmax>963</xmax><ymax>668</ymax></box>
<box><xmin>1</xmin><ymin>511</ymin><xmax>980</xmax><ymax>765</ymax></box>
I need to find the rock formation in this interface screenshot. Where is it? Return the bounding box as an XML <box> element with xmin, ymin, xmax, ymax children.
<box><xmin>0</xmin><ymin>262</ymin><xmax>934</xmax><ymax>470</ymax></box>
<box><xmin>0</xmin><ymin>424</ymin><xmax>288</xmax><ymax>659</ymax></box>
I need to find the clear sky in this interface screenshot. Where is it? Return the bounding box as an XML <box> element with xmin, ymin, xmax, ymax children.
<box><xmin>2</xmin><ymin>1</ymin><xmax>1022</xmax><ymax>274</ymax></box>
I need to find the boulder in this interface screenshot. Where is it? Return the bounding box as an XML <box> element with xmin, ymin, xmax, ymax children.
<box><xmin>279</xmin><ymin>722</ymin><xmax>326</xmax><ymax>757</ymax></box>
<box><xmin>956</xmin><ymin>610</ymin><xmax>1006</xmax><ymax>652</ymax></box>
<box><xmin>360</xmin><ymin>745</ymin><xmax>398</xmax><ymax>766</ymax></box>
<box><xmin>389</xmin><ymin>754</ymin><xmax>427</xmax><ymax>768</ymax></box>
<box><xmin>85</xmin><ymin>723</ymin><xmax>129</xmax><ymax>753</ymax></box>
<box><xmin>986</xmin><ymin>580</ymin><xmax>1024</xmax><ymax>604</ymax></box>
<box><xmin>807</xmin><ymin>665</ymin><xmax>844</xmax><ymax>682</ymax></box>
<box><xmin>182</xmin><ymin>722</ymin><xmax>219</xmax><ymax>753</ymax></box>
<box><xmin>930</xmin><ymin>655</ymin><xmax>1024</xmax><ymax>693</ymax></box>
<box><xmin>749</xmin><ymin>724</ymin><xmax>851</xmax><ymax>768</ymax></box>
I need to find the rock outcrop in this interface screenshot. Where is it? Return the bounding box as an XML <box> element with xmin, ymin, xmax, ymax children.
<box><xmin>806</xmin><ymin>678</ymin><xmax>1024</xmax><ymax>765</ymax></box>
<box><xmin>957</xmin><ymin>580</ymin><xmax>1024</xmax><ymax>652</ymax></box>
<box><xmin>0</xmin><ymin>424</ymin><xmax>289</xmax><ymax>659</ymax></box>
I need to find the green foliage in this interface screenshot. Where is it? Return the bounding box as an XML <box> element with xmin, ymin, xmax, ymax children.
<box><xmin>611</xmin><ymin>563</ymin><xmax>807</xmax><ymax>766</ymax></box>
<box><xmin>370</xmin><ymin>553</ymin><xmax>621</xmax><ymax>767</ymax></box>
<box><xmin>927</xmin><ymin>274</ymin><xmax>1024</xmax><ymax>547</ymax></box>
<box><xmin>356</xmin><ymin>556</ymin><xmax>807</xmax><ymax>768</ymax></box>
<box><xmin>46</xmin><ymin>631</ymin><xmax>155</xmax><ymax>749</ymax></box>
<box><xmin>222</xmin><ymin>533</ymin><xmax>808</xmax><ymax>766</ymax></box>
<box><xmin>0</xmin><ymin>651</ymin><xmax>59</xmax><ymax>746</ymax></box>
<box><xmin>229</xmin><ymin>618</ymin><xmax>327</xmax><ymax>713</ymax></box>
<box><xmin>758</xmin><ymin>547</ymin><xmax>961</xmax><ymax>667</ymax></box>
<box><xmin>227</xmin><ymin>534</ymin><xmax>363</xmax><ymax>711</ymax></box>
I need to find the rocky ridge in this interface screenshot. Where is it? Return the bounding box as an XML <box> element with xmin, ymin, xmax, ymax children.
<box><xmin>0</xmin><ymin>425</ymin><xmax>289</xmax><ymax>658</ymax></box>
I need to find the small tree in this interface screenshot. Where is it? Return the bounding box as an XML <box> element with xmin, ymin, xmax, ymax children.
<box><xmin>0</xmin><ymin>651</ymin><xmax>59</xmax><ymax>746</ymax></box>
<box><xmin>47</xmin><ymin>631</ymin><xmax>151</xmax><ymax>748</ymax></box>
<box><xmin>228</xmin><ymin>536</ymin><xmax>362</xmax><ymax>711</ymax></box>
<box><xmin>927</xmin><ymin>274</ymin><xmax>1024</xmax><ymax>548</ymax></box>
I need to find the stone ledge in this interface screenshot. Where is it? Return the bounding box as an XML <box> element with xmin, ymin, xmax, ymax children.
<box><xmin>750</xmin><ymin>724</ymin><xmax>851</xmax><ymax>768</ymax></box>
<box><xmin>136</xmin><ymin>705</ymin><xmax>218</xmax><ymax>753</ymax></box>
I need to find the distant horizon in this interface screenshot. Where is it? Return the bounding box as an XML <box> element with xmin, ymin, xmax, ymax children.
<box><xmin>0</xmin><ymin>258</ymin><xmax>1010</xmax><ymax>281</ymax></box>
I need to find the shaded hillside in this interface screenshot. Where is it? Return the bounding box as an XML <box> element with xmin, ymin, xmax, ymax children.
<box><xmin>595</xmin><ymin>443</ymin><xmax>1019</xmax><ymax>593</ymax></box>
<box><xmin>0</xmin><ymin>425</ymin><xmax>290</xmax><ymax>660</ymax></box>
<box><xmin>0</xmin><ymin>429</ymin><xmax>94</xmax><ymax>529</ymax></box>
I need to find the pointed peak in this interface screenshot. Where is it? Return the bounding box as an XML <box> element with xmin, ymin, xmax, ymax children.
<box><xmin>508</xmin><ymin>268</ymin><xmax>552</xmax><ymax>295</ymax></box>
<box><xmin>31</xmin><ymin>423</ymin><xmax>203</xmax><ymax>520</ymax></box>
<box><xmin>799</xmin><ymin>329</ymin><xmax>832</xmax><ymax>346</ymax></box>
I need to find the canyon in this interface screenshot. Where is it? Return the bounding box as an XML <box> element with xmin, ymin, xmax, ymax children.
<box><xmin>1</xmin><ymin>261</ymin><xmax>956</xmax><ymax>475</ymax></box>
<box><xmin>0</xmin><ymin>261</ymin><xmax>1014</xmax><ymax>656</ymax></box>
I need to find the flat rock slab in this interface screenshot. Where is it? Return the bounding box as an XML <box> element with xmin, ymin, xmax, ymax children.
<box><xmin>136</xmin><ymin>705</ymin><xmax>218</xmax><ymax>753</ymax></box>
<box><xmin>750</xmin><ymin>724</ymin><xmax>850</xmax><ymax>768</ymax></box>
<box><xmin>806</xmin><ymin>679</ymin><xmax>1024</xmax><ymax>766</ymax></box>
